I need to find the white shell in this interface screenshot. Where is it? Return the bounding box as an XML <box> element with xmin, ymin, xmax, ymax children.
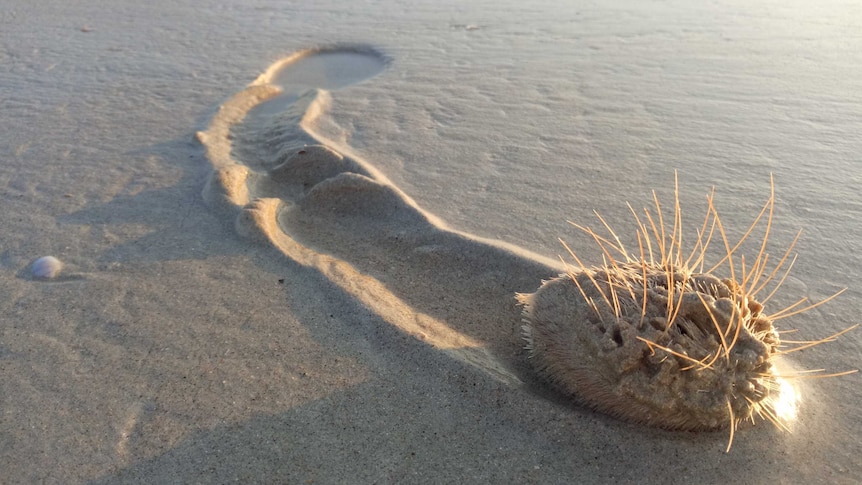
<box><xmin>32</xmin><ymin>256</ymin><xmax>63</xmax><ymax>279</ymax></box>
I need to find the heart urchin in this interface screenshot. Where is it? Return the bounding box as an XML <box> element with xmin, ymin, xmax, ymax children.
<box><xmin>518</xmin><ymin>175</ymin><xmax>856</xmax><ymax>451</ymax></box>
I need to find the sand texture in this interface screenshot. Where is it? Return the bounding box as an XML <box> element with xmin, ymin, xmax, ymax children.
<box><xmin>2</xmin><ymin>1</ymin><xmax>862</xmax><ymax>484</ymax></box>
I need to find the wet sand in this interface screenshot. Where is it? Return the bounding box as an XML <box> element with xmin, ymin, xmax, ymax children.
<box><xmin>2</xmin><ymin>1</ymin><xmax>861</xmax><ymax>483</ymax></box>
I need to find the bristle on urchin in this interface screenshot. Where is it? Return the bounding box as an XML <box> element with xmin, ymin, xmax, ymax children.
<box><xmin>518</xmin><ymin>173</ymin><xmax>857</xmax><ymax>452</ymax></box>
<box><xmin>516</xmin><ymin>290</ymin><xmax>542</xmax><ymax>352</ymax></box>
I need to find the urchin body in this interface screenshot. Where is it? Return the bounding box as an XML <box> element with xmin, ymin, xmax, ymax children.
<box><xmin>520</xmin><ymin>263</ymin><xmax>779</xmax><ymax>431</ymax></box>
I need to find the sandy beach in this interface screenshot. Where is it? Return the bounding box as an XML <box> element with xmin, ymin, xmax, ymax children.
<box><xmin>2</xmin><ymin>1</ymin><xmax>861</xmax><ymax>483</ymax></box>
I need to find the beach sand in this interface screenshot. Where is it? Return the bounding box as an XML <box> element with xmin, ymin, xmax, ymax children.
<box><xmin>2</xmin><ymin>1</ymin><xmax>861</xmax><ymax>483</ymax></box>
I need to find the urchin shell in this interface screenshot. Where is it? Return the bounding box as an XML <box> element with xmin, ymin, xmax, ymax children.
<box><xmin>518</xmin><ymin>175</ymin><xmax>854</xmax><ymax>448</ymax></box>
<box><xmin>520</xmin><ymin>262</ymin><xmax>779</xmax><ymax>431</ymax></box>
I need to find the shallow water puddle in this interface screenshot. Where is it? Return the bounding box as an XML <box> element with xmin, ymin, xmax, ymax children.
<box><xmin>249</xmin><ymin>47</ymin><xmax>389</xmax><ymax>117</ymax></box>
<box><xmin>270</xmin><ymin>49</ymin><xmax>388</xmax><ymax>93</ymax></box>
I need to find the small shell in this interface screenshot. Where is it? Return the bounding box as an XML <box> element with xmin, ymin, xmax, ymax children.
<box><xmin>32</xmin><ymin>256</ymin><xmax>63</xmax><ymax>279</ymax></box>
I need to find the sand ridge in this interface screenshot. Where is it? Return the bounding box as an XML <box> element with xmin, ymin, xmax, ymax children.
<box><xmin>197</xmin><ymin>46</ymin><xmax>562</xmax><ymax>386</ymax></box>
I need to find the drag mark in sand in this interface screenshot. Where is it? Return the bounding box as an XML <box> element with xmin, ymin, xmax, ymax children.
<box><xmin>197</xmin><ymin>46</ymin><xmax>553</xmax><ymax>386</ymax></box>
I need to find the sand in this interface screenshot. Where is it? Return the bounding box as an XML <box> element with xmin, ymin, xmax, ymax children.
<box><xmin>2</xmin><ymin>1</ymin><xmax>861</xmax><ymax>483</ymax></box>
